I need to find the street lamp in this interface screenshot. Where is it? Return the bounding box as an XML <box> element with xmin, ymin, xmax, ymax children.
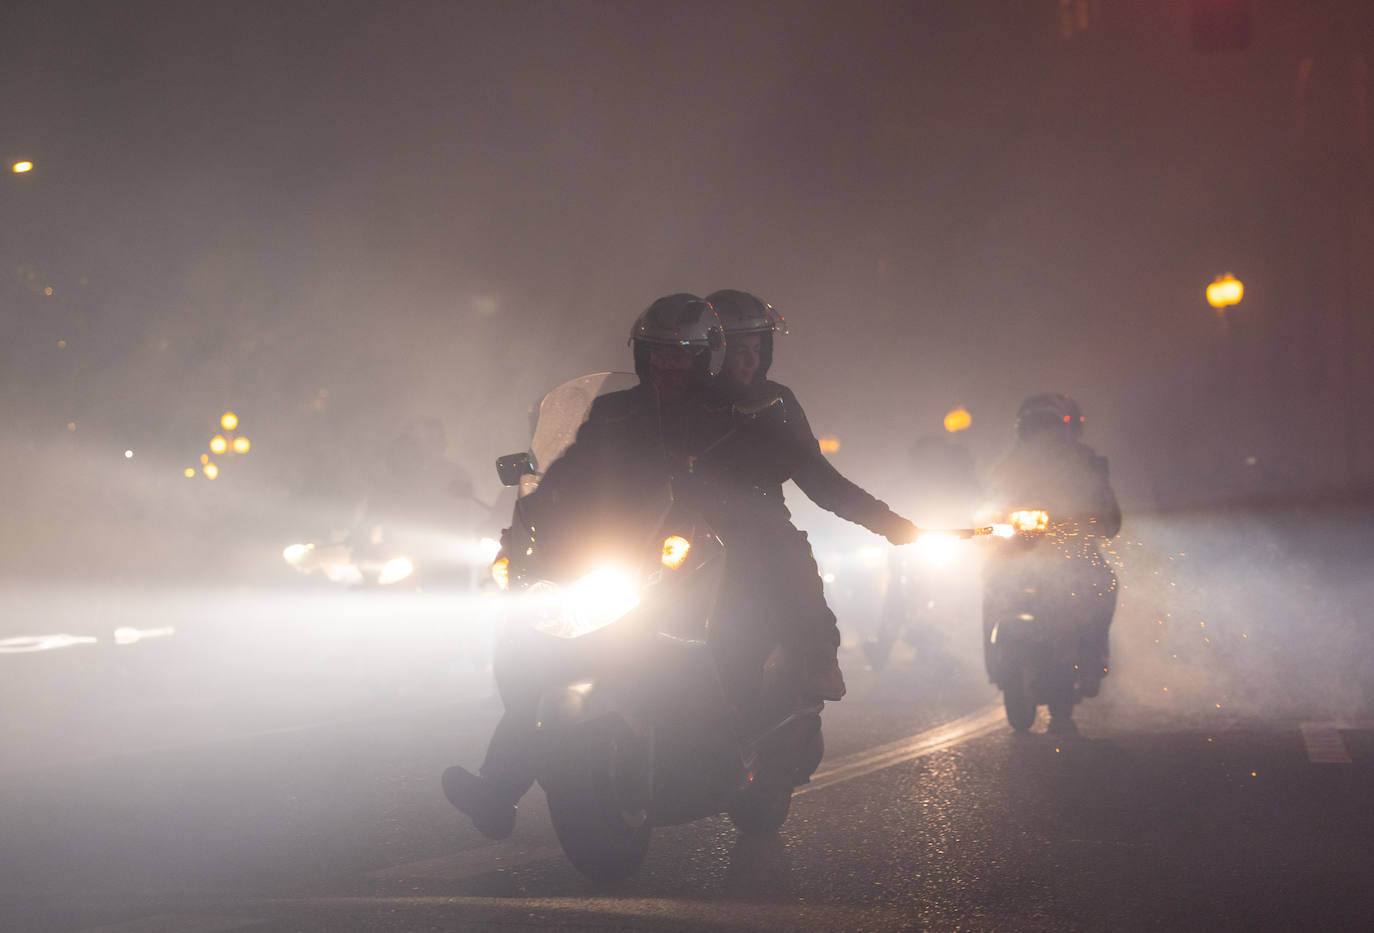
<box><xmin>1206</xmin><ymin>273</ymin><xmax>1244</xmax><ymax>310</ymax></box>
<box><xmin>943</xmin><ymin>407</ymin><xmax>972</xmax><ymax>433</ymax></box>
<box><xmin>12</xmin><ymin>161</ymin><xmax>33</xmax><ymax>173</ymax></box>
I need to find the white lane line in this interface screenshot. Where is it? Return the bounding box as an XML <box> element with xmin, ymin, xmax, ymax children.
<box><xmin>248</xmin><ymin>894</ymin><xmax>902</xmax><ymax>930</ymax></box>
<box><xmin>76</xmin><ymin>914</ymin><xmax>264</xmax><ymax>933</ymax></box>
<box><xmin>796</xmin><ymin>703</ymin><xmax>1006</xmax><ymax>796</ymax></box>
<box><xmin>1299</xmin><ymin>720</ymin><xmax>1373</xmax><ymax>765</ymax></box>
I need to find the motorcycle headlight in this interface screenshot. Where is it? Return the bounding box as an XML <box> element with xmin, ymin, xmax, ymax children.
<box><xmin>1010</xmin><ymin>510</ymin><xmax>1049</xmax><ymax>533</ymax></box>
<box><xmin>283</xmin><ymin>543</ymin><xmax>314</xmax><ymax>566</ymax></box>
<box><xmin>527</xmin><ymin>566</ymin><xmax>639</xmax><ymax>638</ymax></box>
<box><xmin>378</xmin><ymin>556</ymin><xmax>415</xmax><ymax>585</ymax></box>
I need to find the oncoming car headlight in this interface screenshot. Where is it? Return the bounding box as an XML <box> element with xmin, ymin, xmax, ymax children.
<box><xmin>527</xmin><ymin>566</ymin><xmax>640</xmax><ymax>638</ymax></box>
<box><xmin>378</xmin><ymin>556</ymin><xmax>414</xmax><ymax>585</ymax></box>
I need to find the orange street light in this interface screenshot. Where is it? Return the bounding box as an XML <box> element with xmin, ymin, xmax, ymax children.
<box><xmin>1206</xmin><ymin>274</ymin><xmax>1243</xmax><ymax>310</ymax></box>
<box><xmin>12</xmin><ymin>161</ymin><xmax>33</xmax><ymax>173</ymax></box>
<box><xmin>944</xmin><ymin>407</ymin><xmax>972</xmax><ymax>433</ymax></box>
<box><xmin>232</xmin><ymin>437</ymin><xmax>250</xmax><ymax>453</ymax></box>
<box><xmin>221</xmin><ymin>412</ymin><xmax>238</xmax><ymax>430</ymax></box>
<box><xmin>818</xmin><ymin>436</ymin><xmax>841</xmax><ymax>454</ymax></box>
<box><xmin>210</xmin><ymin>435</ymin><xmax>228</xmax><ymax>454</ymax></box>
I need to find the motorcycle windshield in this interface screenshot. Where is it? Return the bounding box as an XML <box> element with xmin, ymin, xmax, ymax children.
<box><xmin>530</xmin><ymin>372</ymin><xmax>640</xmax><ymax>475</ymax></box>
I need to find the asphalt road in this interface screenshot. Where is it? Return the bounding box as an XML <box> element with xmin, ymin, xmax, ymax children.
<box><xmin>2</xmin><ymin>620</ymin><xmax>1371</xmax><ymax>933</ymax></box>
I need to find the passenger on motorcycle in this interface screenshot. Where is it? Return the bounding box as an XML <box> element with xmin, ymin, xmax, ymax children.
<box><xmin>705</xmin><ymin>289</ymin><xmax>920</xmax><ymax>702</ymax></box>
<box><xmin>981</xmin><ymin>393</ymin><xmax>1122</xmax><ymax>703</ymax></box>
<box><xmin>442</xmin><ymin>294</ymin><xmax>750</xmax><ymax>839</ymax></box>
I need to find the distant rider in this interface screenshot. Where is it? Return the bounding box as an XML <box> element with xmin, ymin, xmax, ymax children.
<box><xmin>980</xmin><ymin>393</ymin><xmax>1122</xmax><ymax>699</ymax></box>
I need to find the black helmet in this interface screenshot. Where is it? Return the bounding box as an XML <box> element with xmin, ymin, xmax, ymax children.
<box><xmin>1016</xmin><ymin>393</ymin><xmax>1085</xmax><ymax>441</ymax></box>
<box><xmin>705</xmin><ymin>289</ymin><xmax>786</xmax><ymax>380</ymax></box>
<box><xmin>629</xmin><ymin>293</ymin><xmax>726</xmax><ymax>385</ymax></box>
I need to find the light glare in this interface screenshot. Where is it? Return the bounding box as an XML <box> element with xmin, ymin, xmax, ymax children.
<box><xmin>378</xmin><ymin>556</ymin><xmax>415</xmax><ymax>585</ymax></box>
<box><xmin>491</xmin><ymin>556</ymin><xmax>510</xmax><ymax>590</ymax></box>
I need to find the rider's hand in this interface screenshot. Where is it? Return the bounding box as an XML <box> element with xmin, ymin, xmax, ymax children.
<box><xmin>884</xmin><ymin>517</ymin><xmax>920</xmax><ymax>546</ymax></box>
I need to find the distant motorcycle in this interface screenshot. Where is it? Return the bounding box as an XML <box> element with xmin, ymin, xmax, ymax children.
<box><xmin>982</xmin><ymin>510</ymin><xmax>1115</xmax><ymax>731</ymax></box>
<box><xmin>489</xmin><ymin>373</ymin><xmax>824</xmax><ymax>881</ymax></box>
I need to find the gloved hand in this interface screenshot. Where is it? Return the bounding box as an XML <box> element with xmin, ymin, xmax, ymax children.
<box><xmin>883</xmin><ymin>516</ymin><xmax>921</xmax><ymax>546</ymax></box>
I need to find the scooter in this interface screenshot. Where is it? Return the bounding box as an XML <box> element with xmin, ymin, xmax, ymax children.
<box><xmin>488</xmin><ymin>373</ymin><xmax>824</xmax><ymax>881</ymax></box>
<box><xmin>982</xmin><ymin>510</ymin><xmax>1115</xmax><ymax>731</ymax></box>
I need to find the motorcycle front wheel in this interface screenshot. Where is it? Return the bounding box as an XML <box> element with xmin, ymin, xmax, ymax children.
<box><xmin>543</xmin><ymin>715</ymin><xmax>651</xmax><ymax>882</ymax></box>
<box><xmin>1002</xmin><ymin>664</ymin><xmax>1036</xmax><ymax>732</ymax></box>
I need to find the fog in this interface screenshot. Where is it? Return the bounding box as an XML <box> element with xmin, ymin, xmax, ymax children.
<box><xmin>2</xmin><ymin>0</ymin><xmax>1372</xmax><ymax>767</ymax></box>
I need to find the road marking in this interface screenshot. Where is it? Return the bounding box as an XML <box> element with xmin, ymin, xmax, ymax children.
<box><xmin>1300</xmin><ymin>720</ymin><xmax>1374</xmax><ymax>765</ymax></box>
<box><xmin>76</xmin><ymin>914</ymin><xmax>263</xmax><ymax>933</ymax></box>
<box><xmin>248</xmin><ymin>894</ymin><xmax>902</xmax><ymax>930</ymax></box>
<box><xmin>796</xmin><ymin>703</ymin><xmax>1006</xmax><ymax>795</ymax></box>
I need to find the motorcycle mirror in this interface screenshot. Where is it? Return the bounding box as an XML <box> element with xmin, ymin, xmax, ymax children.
<box><xmin>495</xmin><ymin>452</ymin><xmax>535</xmax><ymax>487</ymax></box>
<box><xmin>732</xmin><ymin>396</ymin><xmax>783</xmax><ymax>419</ymax></box>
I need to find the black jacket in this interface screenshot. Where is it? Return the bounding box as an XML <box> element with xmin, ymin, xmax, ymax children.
<box><xmin>712</xmin><ymin>378</ymin><xmax>908</xmax><ymax>540</ymax></box>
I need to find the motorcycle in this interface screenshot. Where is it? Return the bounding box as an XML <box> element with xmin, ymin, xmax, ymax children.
<box><xmin>488</xmin><ymin>373</ymin><xmax>825</xmax><ymax>881</ymax></box>
<box><xmin>982</xmin><ymin>509</ymin><xmax>1116</xmax><ymax>731</ymax></box>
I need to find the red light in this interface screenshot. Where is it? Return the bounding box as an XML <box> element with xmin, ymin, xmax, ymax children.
<box><xmin>1063</xmin><ymin>414</ymin><xmax>1071</xmax><ymax>423</ymax></box>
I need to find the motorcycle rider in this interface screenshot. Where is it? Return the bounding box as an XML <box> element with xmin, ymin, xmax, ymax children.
<box><xmin>981</xmin><ymin>393</ymin><xmax>1122</xmax><ymax>709</ymax></box>
<box><xmin>705</xmin><ymin>289</ymin><xmax>920</xmax><ymax>702</ymax></box>
<box><xmin>443</xmin><ymin>293</ymin><xmax>749</xmax><ymax>840</ymax></box>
